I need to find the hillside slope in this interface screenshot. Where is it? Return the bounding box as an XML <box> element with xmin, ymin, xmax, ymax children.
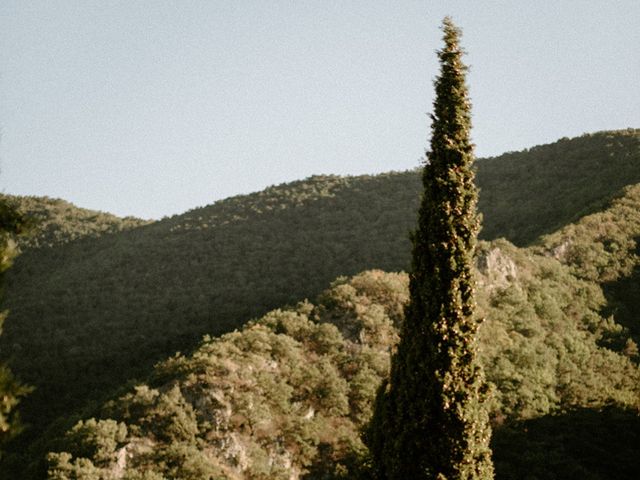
<box><xmin>477</xmin><ymin>129</ymin><xmax>640</xmax><ymax>244</ymax></box>
<box><xmin>46</xmin><ymin>257</ymin><xmax>640</xmax><ymax>479</ymax></box>
<box><xmin>0</xmin><ymin>194</ymin><xmax>151</xmax><ymax>249</ymax></box>
<box><xmin>538</xmin><ymin>182</ymin><xmax>640</xmax><ymax>349</ymax></box>
<box><xmin>1</xmin><ymin>129</ymin><xmax>639</xmax><ymax>477</ymax></box>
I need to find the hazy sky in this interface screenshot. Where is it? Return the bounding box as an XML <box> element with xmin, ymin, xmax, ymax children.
<box><xmin>1</xmin><ymin>1</ymin><xmax>639</xmax><ymax>219</ymax></box>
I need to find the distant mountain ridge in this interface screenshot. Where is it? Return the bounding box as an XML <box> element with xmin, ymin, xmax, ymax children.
<box><xmin>10</xmin><ymin>128</ymin><xmax>640</xmax><ymax>250</ymax></box>
<box><xmin>1</xmin><ymin>128</ymin><xmax>639</xmax><ymax>477</ymax></box>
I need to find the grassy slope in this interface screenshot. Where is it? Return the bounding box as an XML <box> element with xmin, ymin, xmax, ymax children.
<box><xmin>1</xmin><ymin>129</ymin><xmax>639</xmax><ymax>476</ymax></box>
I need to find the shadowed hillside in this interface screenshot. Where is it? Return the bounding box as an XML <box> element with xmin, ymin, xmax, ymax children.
<box><xmin>45</xmin><ymin>260</ymin><xmax>639</xmax><ymax>478</ymax></box>
<box><xmin>492</xmin><ymin>407</ymin><xmax>640</xmax><ymax>480</ymax></box>
<box><xmin>477</xmin><ymin>129</ymin><xmax>640</xmax><ymax>244</ymax></box>
<box><xmin>538</xmin><ymin>182</ymin><xmax>640</xmax><ymax>349</ymax></box>
<box><xmin>1</xmin><ymin>129</ymin><xmax>639</xmax><ymax>477</ymax></box>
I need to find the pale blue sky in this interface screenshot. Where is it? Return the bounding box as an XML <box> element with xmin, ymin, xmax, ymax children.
<box><xmin>1</xmin><ymin>1</ymin><xmax>638</xmax><ymax>219</ymax></box>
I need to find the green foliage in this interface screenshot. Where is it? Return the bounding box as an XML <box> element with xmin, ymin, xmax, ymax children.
<box><xmin>0</xmin><ymin>124</ymin><xmax>637</xmax><ymax>480</ymax></box>
<box><xmin>2</xmin><ymin>129</ymin><xmax>639</xmax><ymax>476</ymax></box>
<box><xmin>475</xmin><ymin>241</ymin><xmax>640</xmax><ymax>420</ymax></box>
<box><xmin>477</xmin><ymin>128</ymin><xmax>640</xmax><ymax>245</ymax></box>
<box><xmin>0</xmin><ymin>194</ymin><xmax>150</xmax><ymax>250</ymax></box>
<box><xmin>45</xmin><ymin>419</ymin><xmax>127</xmax><ymax>479</ymax></box>
<box><xmin>539</xmin><ymin>184</ymin><xmax>640</xmax><ymax>283</ymax></box>
<box><xmin>46</xmin><ymin>274</ymin><xmax>404</xmax><ymax>479</ymax></box>
<box><xmin>115</xmin><ymin>385</ymin><xmax>199</xmax><ymax>443</ymax></box>
<box><xmin>45</xmin><ymin>258</ymin><xmax>640</xmax><ymax>479</ymax></box>
<box><xmin>367</xmin><ymin>18</ymin><xmax>493</xmax><ymax>479</ymax></box>
<box><xmin>538</xmin><ymin>183</ymin><xmax>640</xmax><ymax>350</ymax></box>
<box><xmin>65</xmin><ymin>419</ymin><xmax>127</xmax><ymax>466</ymax></box>
<box><xmin>0</xmin><ymin>198</ymin><xmax>32</xmax><ymax>454</ymax></box>
<box><xmin>46</xmin><ymin>452</ymin><xmax>102</xmax><ymax>480</ymax></box>
<box><xmin>0</xmin><ymin>363</ymin><xmax>30</xmax><ymax>447</ymax></box>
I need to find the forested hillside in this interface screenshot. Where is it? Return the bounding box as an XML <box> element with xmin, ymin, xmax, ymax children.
<box><xmin>46</xmin><ymin>249</ymin><xmax>640</xmax><ymax>478</ymax></box>
<box><xmin>1</xmin><ymin>129</ymin><xmax>639</xmax><ymax>477</ymax></box>
<box><xmin>476</xmin><ymin>129</ymin><xmax>640</xmax><ymax>244</ymax></box>
<box><xmin>0</xmin><ymin>195</ymin><xmax>150</xmax><ymax>249</ymax></box>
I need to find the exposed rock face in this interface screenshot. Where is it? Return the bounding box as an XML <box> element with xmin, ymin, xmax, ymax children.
<box><xmin>549</xmin><ymin>240</ymin><xmax>571</xmax><ymax>261</ymax></box>
<box><xmin>113</xmin><ymin>445</ymin><xmax>128</xmax><ymax>478</ymax></box>
<box><xmin>476</xmin><ymin>247</ymin><xmax>518</xmax><ymax>289</ymax></box>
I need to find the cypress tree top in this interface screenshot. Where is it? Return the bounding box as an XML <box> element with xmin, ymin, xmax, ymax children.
<box><xmin>366</xmin><ymin>17</ymin><xmax>494</xmax><ymax>480</ymax></box>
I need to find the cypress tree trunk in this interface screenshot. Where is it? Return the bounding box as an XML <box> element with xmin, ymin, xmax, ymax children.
<box><xmin>365</xmin><ymin>17</ymin><xmax>494</xmax><ymax>480</ymax></box>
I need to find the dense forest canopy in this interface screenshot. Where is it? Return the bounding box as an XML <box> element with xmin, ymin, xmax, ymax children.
<box><xmin>0</xmin><ymin>129</ymin><xmax>639</xmax><ymax>478</ymax></box>
<box><xmin>46</xmin><ymin>249</ymin><xmax>640</xmax><ymax>478</ymax></box>
<box><xmin>0</xmin><ymin>195</ymin><xmax>150</xmax><ymax>249</ymax></box>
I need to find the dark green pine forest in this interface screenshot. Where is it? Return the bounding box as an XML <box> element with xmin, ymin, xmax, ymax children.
<box><xmin>0</xmin><ymin>128</ymin><xmax>639</xmax><ymax>478</ymax></box>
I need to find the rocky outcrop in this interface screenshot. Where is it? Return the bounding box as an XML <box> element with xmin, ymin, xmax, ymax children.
<box><xmin>476</xmin><ymin>246</ymin><xmax>518</xmax><ymax>289</ymax></box>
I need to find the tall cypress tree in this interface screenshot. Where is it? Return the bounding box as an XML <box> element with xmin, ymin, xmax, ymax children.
<box><xmin>365</xmin><ymin>17</ymin><xmax>494</xmax><ymax>480</ymax></box>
